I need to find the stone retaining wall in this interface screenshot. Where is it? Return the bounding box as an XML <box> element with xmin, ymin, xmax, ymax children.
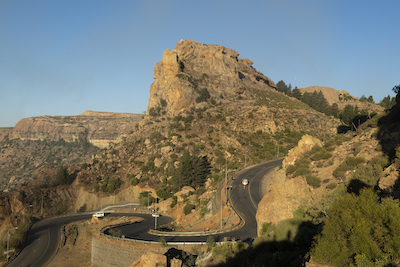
<box><xmin>91</xmin><ymin>237</ymin><xmax>168</xmax><ymax>267</ymax></box>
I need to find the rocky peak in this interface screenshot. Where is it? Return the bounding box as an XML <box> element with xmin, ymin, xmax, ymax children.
<box><xmin>148</xmin><ymin>40</ymin><xmax>276</xmax><ymax>115</ymax></box>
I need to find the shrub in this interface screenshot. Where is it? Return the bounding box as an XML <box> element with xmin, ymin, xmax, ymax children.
<box><xmin>333</xmin><ymin>156</ymin><xmax>365</xmax><ymax>180</ymax></box>
<box><xmin>130</xmin><ymin>177</ymin><xmax>138</xmax><ymax>186</ymax></box>
<box><xmin>183</xmin><ymin>203</ymin><xmax>195</xmax><ymax>215</ymax></box>
<box><xmin>212</xmin><ymin>242</ymin><xmax>249</xmax><ymax>263</ymax></box>
<box><xmin>326</xmin><ymin>182</ymin><xmax>337</xmax><ymax>190</ymax></box>
<box><xmin>311</xmin><ymin>147</ymin><xmax>332</xmax><ymax>161</ymax></box>
<box><xmin>305</xmin><ymin>174</ymin><xmax>321</xmax><ymax>188</ymax></box>
<box><xmin>138</xmin><ymin>191</ymin><xmax>154</xmax><ymax>206</ymax></box>
<box><xmin>311</xmin><ymin>188</ymin><xmax>400</xmax><ymax>266</ymax></box>
<box><xmin>108</xmin><ymin>228</ymin><xmax>121</xmax><ymax>237</ymax></box>
<box><xmin>206</xmin><ymin>236</ymin><xmax>216</xmax><ymax>250</ymax></box>
<box><xmin>156</xmin><ymin>186</ymin><xmax>173</xmax><ymax>200</ymax></box>
<box><xmin>160</xmin><ymin>98</ymin><xmax>167</xmax><ymax>107</ymax></box>
<box><xmin>170</xmin><ymin>196</ymin><xmax>177</xmax><ymax>208</ymax></box>
<box><xmin>196</xmin><ymin>88</ymin><xmax>210</xmax><ymax>103</ymax></box>
<box><xmin>200</xmin><ymin>206</ymin><xmax>209</xmax><ymax>218</ymax></box>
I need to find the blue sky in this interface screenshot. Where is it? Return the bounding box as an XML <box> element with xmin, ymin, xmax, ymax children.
<box><xmin>0</xmin><ymin>0</ymin><xmax>399</xmax><ymax>127</ymax></box>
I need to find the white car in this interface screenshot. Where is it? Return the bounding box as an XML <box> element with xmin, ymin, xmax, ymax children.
<box><xmin>93</xmin><ymin>212</ymin><xmax>105</xmax><ymax>218</ymax></box>
<box><xmin>242</xmin><ymin>179</ymin><xmax>249</xmax><ymax>186</ymax></box>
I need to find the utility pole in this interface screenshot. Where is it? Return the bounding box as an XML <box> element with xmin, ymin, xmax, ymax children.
<box><xmin>7</xmin><ymin>227</ymin><xmax>18</xmax><ymax>262</ymax></box>
<box><xmin>41</xmin><ymin>194</ymin><xmax>47</xmax><ymax>217</ymax></box>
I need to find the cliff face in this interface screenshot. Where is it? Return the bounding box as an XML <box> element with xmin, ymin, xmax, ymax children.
<box><xmin>10</xmin><ymin>111</ymin><xmax>143</xmax><ymax>148</ymax></box>
<box><xmin>148</xmin><ymin>40</ymin><xmax>276</xmax><ymax>115</ymax></box>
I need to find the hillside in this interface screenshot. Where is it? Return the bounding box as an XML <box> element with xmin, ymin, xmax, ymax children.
<box><xmin>0</xmin><ymin>40</ymin><xmax>395</xmax><ymax>266</ymax></box>
<box><xmin>299</xmin><ymin>85</ymin><xmax>384</xmax><ymax>113</ymax></box>
<box><xmin>0</xmin><ymin>111</ymin><xmax>143</xmax><ymax>190</ymax></box>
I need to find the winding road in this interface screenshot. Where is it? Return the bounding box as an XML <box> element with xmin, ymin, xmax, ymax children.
<box><xmin>6</xmin><ymin>159</ymin><xmax>282</xmax><ymax>267</ymax></box>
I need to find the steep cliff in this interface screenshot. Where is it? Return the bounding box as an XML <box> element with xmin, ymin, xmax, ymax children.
<box><xmin>11</xmin><ymin>111</ymin><xmax>143</xmax><ymax>148</ymax></box>
<box><xmin>148</xmin><ymin>40</ymin><xmax>276</xmax><ymax>115</ymax></box>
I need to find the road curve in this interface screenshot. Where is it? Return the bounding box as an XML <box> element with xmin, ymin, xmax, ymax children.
<box><xmin>7</xmin><ymin>159</ymin><xmax>282</xmax><ymax>267</ymax></box>
<box><xmin>113</xmin><ymin>159</ymin><xmax>283</xmax><ymax>243</ymax></box>
<box><xmin>6</xmin><ymin>213</ymin><xmax>135</xmax><ymax>267</ymax></box>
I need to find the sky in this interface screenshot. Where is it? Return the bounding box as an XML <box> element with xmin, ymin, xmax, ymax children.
<box><xmin>0</xmin><ymin>0</ymin><xmax>399</xmax><ymax>127</ymax></box>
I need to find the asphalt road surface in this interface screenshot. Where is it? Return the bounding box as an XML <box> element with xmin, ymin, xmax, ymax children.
<box><xmin>7</xmin><ymin>159</ymin><xmax>283</xmax><ymax>267</ymax></box>
<box><xmin>114</xmin><ymin>158</ymin><xmax>284</xmax><ymax>243</ymax></box>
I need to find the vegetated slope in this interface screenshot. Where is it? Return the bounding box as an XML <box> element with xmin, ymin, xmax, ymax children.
<box><xmin>0</xmin><ymin>40</ymin><xmax>383</xmax><ymax>264</ymax></box>
<box><xmin>0</xmin><ymin>139</ymin><xmax>99</xmax><ymax>191</ymax></box>
<box><xmin>299</xmin><ymin>85</ymin><xmax>385</xmax><ymax>113</ymax></box>
<box><xmin>214</xmin><ymin>102</ymin><xmax>400</xmax><ymax>267</ymax></box>
<box><xmin>0</xmin><ymin>111</ymin><xmax>143</xmax><ymax>190</ymax></box>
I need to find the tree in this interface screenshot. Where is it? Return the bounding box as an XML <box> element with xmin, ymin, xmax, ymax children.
<box><xmin>56</xmin><ymin>165</ymin><xmax>70</xmax><ymax>185</ymax></box>
<box><xmin>393</xmin><ymin>84</ymin><xmax>400</xmax><ymax>95</ymax></box>
<box><xmin>360</xmin><ymin>95</ymin><xmax>368</xmax><ymax>102</ymax></box>
<box><xmin>311</xmin><ymin>188</ymin><xmax>400</xmax><ymax>266</ymax></box>
<box><xmin>339</xmin><ymin>104</ymin><xmax>359</xmax><ymax>125</ymax></box>
<box><xmin>367</xmin><ymin>95</ymin><xmax>374</xmax><ymax>103</ymax></box>
<box><xmin>291</xmin><ymin>87</ymin><xmax>302</xmax><ymax>100</ymax></box>
<box><xmin>380</xmin><ymin>95</ymin><xmax>396</xmax><ymax>108</ymax></box>
<box><xmin>172</xmin><ymin>149</ymin><xmax>211</xmax><ymax>189</ymax></box>
<box><xmin>276</xmin><ymin>80</ymin><xmax>292</xmax><ymax>95</ymax></box>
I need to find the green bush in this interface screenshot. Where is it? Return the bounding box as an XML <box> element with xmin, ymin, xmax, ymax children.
<box><xmin>305</xmin><ymin>174</ymin><xmax>321</xmax><ymax>188</ymax></box>
<box><xmin>311</xmin><ymin>188</ymin><xmax>400</xmax><ymax>266</ymax></box>
<box><xmin>196</xmin><ymin>88</ymin><xmax>210</xmax><ymax>103</ymax></box>
<box><xmin>350</xmin><ymin>164</ymin><xmax>383</xmax><ymax>187</ymax></box>
<box><xmin>138</xmin><ymin>191</ymin><xmax>154</xmax><ymax>206</ymax></box>
<box><xmin>183</xmin><ymin>203</ymin><xmax>195</xmax><ymax>215</ymax></box>
<box><xmin>130</xmin><ymin>177</ymin><xmax>138</xmax><ymax>186</ymax></box>
<box><xmin>212</xmin><ymin>242</ymin><xmax>249</xmax><ymax>263</ymax></box>
<box><xmin>156</xmin><ymin>186</ymin><xmax>173</xmax><ymax>200</ymax></box>
<box><xmin>326</xmin><ymin>182</ymin><xmax>337</xmax><ymax>190</ymax></box>
<box><xmin>170</xmin><ymin>196</ymin><xmax>177</xmax><ymax>208</ymax></box>
<box><xmin>310</xmin><ymin>147</ymin><xmax>332</xmax><ymax>161</ymax></box>
<box><xmin>333</xmin><ymin>156</ymin><xmax>365</xmax><ymax>180</ymax></box>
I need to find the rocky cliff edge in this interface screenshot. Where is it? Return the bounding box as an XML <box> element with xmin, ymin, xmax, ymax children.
<box><xmin>148</xmin><ymin>40</ymin><xmax>276</xmax><ymax>115</ymax></box>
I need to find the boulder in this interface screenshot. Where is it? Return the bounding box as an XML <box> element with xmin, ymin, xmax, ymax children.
<box><xmin>256</xmin><ymin>176</ymin><xmax>313</xmax><ymax>231</ymax></box>
<box><xmin>283</xmin><ymin>134</ymin><xmax>323</xmax><ymax>168</ymax></box>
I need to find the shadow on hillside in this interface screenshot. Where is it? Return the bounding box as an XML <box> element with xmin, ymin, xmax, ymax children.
<box><xmin>164</xmin><ymin>247</ymin><xmax>197</xmax><ymax>267</ymax></box>
<box><xmin>211</xmin><ymin>220</ymin><xmax>320</xmax><ymax>267</ymax></box>
<box><xmin>377</xmin><ymin>102</ymin><xmax>400</xmax><ymax>161</ymax></box>
<box><xmin>337</xmin><ymin>114</ymin><xmax>374</xmax><ymax>134</ymax></box>
<box><xmin>347</xmin><ymin>179</ymin><xmax>371</xmax><ymax>195</ymax></box>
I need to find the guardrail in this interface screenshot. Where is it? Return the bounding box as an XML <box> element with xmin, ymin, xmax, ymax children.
<box><xmin>99</xmin><ymin>178</ymin><xmax>245</xmax><ymax>245</ymax></box>
<box><xmin>99</xmin><ymin>232</ymin><xmax>234</xmax><ymax>246</ymax></box>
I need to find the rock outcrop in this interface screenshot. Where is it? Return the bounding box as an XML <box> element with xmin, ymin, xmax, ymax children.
<box><xmin>256</xmin><ymin>135</ymin><xmax>322</xmax><ymax>231</ymax></box>
<box><xmin>148</xmin><ymin>40</ymin><xmax>276</xmax><ymax>115</ymax></box>
<box><xmin>283</xmin><ymin>134</ymin><xmax>323</xmax><ymax>168</ymax></box>
<box><xmin>256</xmin><ymin>176</ymin><xmax>313</xmax><ymax>229</ymax></box>
<box><xmin>299</xmin><ymin>86</ymin><xmax>384</xmax><ymax>113</ymax></box>
<box><xmin>10</xmin><ymin>111</ymin><xmax>143</xmax><ymax>148</ymax></box>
